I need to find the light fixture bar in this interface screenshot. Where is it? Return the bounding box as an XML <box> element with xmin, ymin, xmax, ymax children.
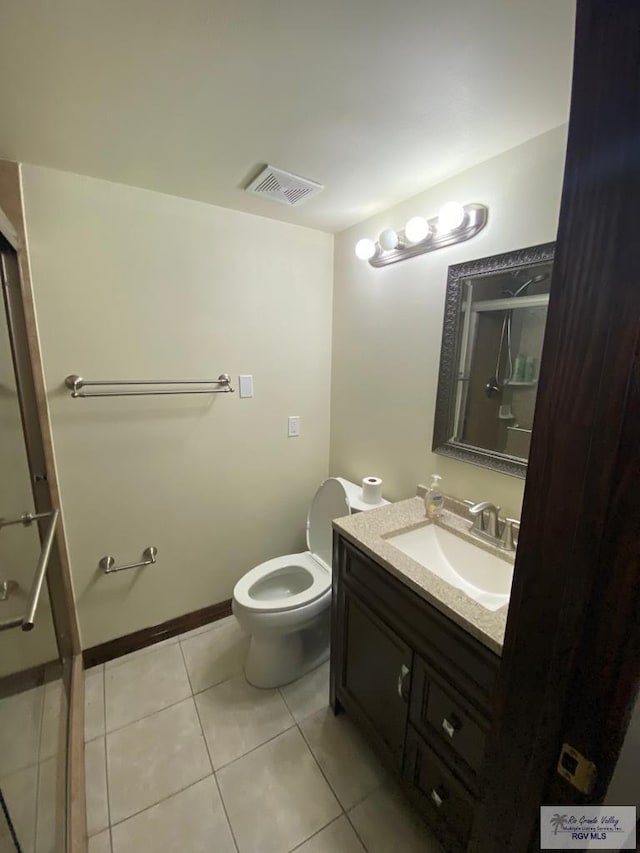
<box><xmin>365</xmin><ymin>203</ymin><xmax>488</xmax><ymax>268</ymax></box>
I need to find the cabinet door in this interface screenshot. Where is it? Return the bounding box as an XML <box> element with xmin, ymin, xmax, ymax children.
<box><xmin>339</xmin><ymin>591</ymin><xmax>412</xmax><ymax>769</ymax></box>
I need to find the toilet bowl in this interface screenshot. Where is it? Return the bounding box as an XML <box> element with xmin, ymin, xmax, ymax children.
<box><xmin>232</xmin><ymin>477</ymin><xmax>387</xmax><ymax>688</ymax></box>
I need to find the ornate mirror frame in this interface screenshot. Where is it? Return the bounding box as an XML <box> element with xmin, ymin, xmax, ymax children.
<box><xmin>432</xmin><ymin>241</ymin><xmax>555</xmax><ymax>478</ymax></box>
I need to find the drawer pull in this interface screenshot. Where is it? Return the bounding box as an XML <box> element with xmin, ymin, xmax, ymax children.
<box><xmin>430</xmin><ymin>786</ymin><xmax>448</xmax><ymax>808</ymax></box>
<box><xmin>397</xmin><ymin>664</ymin><xmax>410</xmax><ymax>702</ymax></box>
<box><xmin>442</xmin><ymin>715</ymin><xmax>461</xmax><ymax>738</ymax></box>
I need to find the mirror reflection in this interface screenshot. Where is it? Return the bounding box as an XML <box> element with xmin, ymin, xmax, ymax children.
<box><xmin>433</xmin><ymin>243</ymin><xmax>554</xmax><ymax>477</ymax></box>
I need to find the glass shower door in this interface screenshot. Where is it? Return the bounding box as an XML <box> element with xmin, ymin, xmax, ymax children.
<box><xmin>0</xmin><ymin>247</ymin><xmax>67</xmax><ymax>853</ymax></box>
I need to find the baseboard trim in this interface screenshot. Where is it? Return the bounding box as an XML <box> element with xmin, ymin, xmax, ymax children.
<box><xmin>82</xmin><ymin>599</ymin><xmax>233</xmax><ymax>669</ymax></box>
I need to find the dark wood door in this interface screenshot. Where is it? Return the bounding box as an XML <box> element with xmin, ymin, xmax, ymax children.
<box><xmin>471</xmin><ymin>2</ymin><xmax>640</xmax><ymax>851</ymax></box>
<box><xmin>339</xmin><ymin>591</ymin><xmax>412</xmax><ymax>769</ymax></box>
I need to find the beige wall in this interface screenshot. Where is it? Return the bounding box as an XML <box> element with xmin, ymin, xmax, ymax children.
<box><xmin>21</xmin><ymin>165</ymin><xmax>334</xmax><ymax>649</ymax></box>
<box><xmin>330</xmin><ymin>126</ymin><xmax>567</xmax><ymax>518</ymax></box>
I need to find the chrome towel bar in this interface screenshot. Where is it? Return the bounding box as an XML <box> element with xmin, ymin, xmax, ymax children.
<box><xmin>65</xmin><ymin>373</ymin><xmax>234</xmax><ymax>398</ymax></box>
<box><xmin>0</xmin><ymin>509</ymin><xmax>59</xmax><ymax>632</ymax></box>
<box><xmin>100</xmin><ymin>546</ymin><xmax>158</xmax><ymax>574</ymax></box>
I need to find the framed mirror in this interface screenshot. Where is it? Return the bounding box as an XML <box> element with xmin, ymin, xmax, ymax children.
<box><xmin>432</xmin><ymin>242</ymin><xmax>554</xmax><ymax>478</ymax></box>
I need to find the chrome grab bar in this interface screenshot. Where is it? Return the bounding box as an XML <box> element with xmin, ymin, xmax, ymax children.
<box><xmin>65</xmin><ymin>374</ymin><xmax>234</xmax><ymax>398</ymax></box>
<box><xmin>0</xmin><ymin>509</ymin><xmax>59</xmax><ymax>632</ymax></box>
<box><xmin>100</xmin><ymin>546</ymin><xmax>158</xmax><ymax>574</ymax></box>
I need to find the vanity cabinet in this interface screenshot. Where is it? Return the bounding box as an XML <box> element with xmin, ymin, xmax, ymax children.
<box><xmin>331</xmin><ymin>534</ymin><xmax>501</xmax><ymax>852</ymax></box>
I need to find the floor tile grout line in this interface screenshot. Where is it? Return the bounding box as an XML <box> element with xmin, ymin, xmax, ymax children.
<box><xmin>101</xmin><ymin>663</ymin><xmax>112</xmax><ymax>833</ymax></box>
<box><xmin>344</xmin><ymin>808</ymin><xmax>371</xmax><ymax>853</ymax></box>
<box><xmin>180</xmin><ymin>642</ymin><xmax>240</xmax><ymax>853</ymax></box>
<box><xmin>103</xmin><ymin>637</ymin><xmax>181</xmax><ymax>671</ymax></box>
<box><xmin>210</xmin><ymin>771</ymin><xmax>240</xmax><ymax>853</ymax></box>
<box><xmin>210</xmin><ymin>720</ymin><xmax>342</xmax><ymax>853</ymax></box>
<box><xmin>344</xmin><ymin>781</ymin><xmax>386</xmax><ymax>815</ymax></box>
<box><xmin>212</xmin><ymin>720</ymin><xmax>299</xmax><ymax>773</ymax></box>
<box><xmin>176</xmin><ymin>642</ymin><xmax>213</xmax><ymax>777</ymax></box>
<box><xmin>107</xmin><ymin>771</ymin><xmax>212</xmax><ymax>831</ymax></box>
<box><xmin>176</xmin><ymin>634</ymin><xmax>197</xmax><ymax>696</ymax></box>
<box><xmin>286</xmin><ymin>813</ymin><xmax>347</xmax><ymax>853</ymax></box>
<box><xmin>295</xmin><ymin>717</ymin><xmax>347</xmax><ymax>813</ymax></box>
<box><xmin>90</xmin><ymin>630</ymin><xmax>242</xmax><ymax>741</ymax></box>
<box><xmin>294</xmin><ymin>706</ymin><xmax>384</xmax><ymax>852</ymax></box>
<box><xmin>99</xmin><ymin>689</ymin><xmax>194</xmax><ymax>739</ymax></box>
<box><xmin>32</xmin><ymin>679</ymin><xmax>47</xmax><ymax>851</ymax></box>
<box><xmin>198</xmin><ymin>679</ymin><xmax>297</xmax><ymax>769</ymax></box>
<box><xmin>97</xmin><ymin>616</ymin><xmax>234</xmax><ymax>674</ymax></box>
<box><xmin>91</xmin><ymin>669</ymin><xmax>256</xmax><ymax>747</ymax></box>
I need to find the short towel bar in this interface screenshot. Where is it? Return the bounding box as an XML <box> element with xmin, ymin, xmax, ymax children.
<box><xmin>100</xmin><ymin>546</ymin><xmax>158</xmax><ymax>574</ymax></box>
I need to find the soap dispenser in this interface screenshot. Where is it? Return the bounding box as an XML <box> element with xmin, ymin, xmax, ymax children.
<box><xmin>425</xmin><ymin>474</ymin><xmax>444</xmax><ymax>519</ymax></box>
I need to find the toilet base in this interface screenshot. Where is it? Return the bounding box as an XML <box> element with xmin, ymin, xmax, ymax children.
<box><xmin>244</xmin><ymin>614</ymin><xmax>330</xmax><ymax>689</ymax></box>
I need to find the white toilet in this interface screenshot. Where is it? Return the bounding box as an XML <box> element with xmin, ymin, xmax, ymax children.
<box><xmin>232</xmin><ymin>477</ymin><xmax>387</xmax><ymax>688</ymax></box>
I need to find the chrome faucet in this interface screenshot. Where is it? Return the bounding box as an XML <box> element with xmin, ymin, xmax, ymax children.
<box><xmin>469</xmin><ymin>501</ymin><xmax>501</xmax><ymax>540</ymax></box>
<box><xmin>467</xmin><ymin>501</ymin><xmax>520</xmax><ymax>552</ymax></box>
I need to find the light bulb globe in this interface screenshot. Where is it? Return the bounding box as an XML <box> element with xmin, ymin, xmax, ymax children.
<box><xmin>355</xmin><ymin>238</ymin><xmax>376</xmax><ymax>260</ymax></box>
<box><xmin>404</xmin><ymin>216</ymin><xmax>430</xmax><ymax>243</ymax></box>
<box><xmin>438</xmin><ymin>202</ymin><xmax>466</xmax><ymax>234</ymax></box>
<box><xmin>379</xmin><ymin>228</ymin><xmax>399</xmax><ymax>251</ymax></box>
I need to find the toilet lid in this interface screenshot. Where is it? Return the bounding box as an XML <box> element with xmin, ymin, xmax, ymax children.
<box><xmin>306</xmin><ymin>478</ymin><xmax>351</xmax><ymax>570</ymax></box>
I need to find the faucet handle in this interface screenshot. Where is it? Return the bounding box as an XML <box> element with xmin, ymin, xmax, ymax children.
<box><xmin>501</xmin><ymin>518</ymin><xmax>520</xmax><ymax>551</ymax></box>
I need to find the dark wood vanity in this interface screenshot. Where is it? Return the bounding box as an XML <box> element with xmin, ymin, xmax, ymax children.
<box><xmin>330</xmin><ymin>533</ymin><xmax>501</xmax><ymax>852</ymax></box>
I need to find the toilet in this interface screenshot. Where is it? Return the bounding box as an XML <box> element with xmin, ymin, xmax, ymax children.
<box><xmin>232</xmin><ymin>477</ymin><xmax>387</xmax><ymax>688</ymax></box>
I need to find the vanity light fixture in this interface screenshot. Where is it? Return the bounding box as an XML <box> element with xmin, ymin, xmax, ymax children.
<box><xmin>354</xmin><ymin>202</ymin><xmax>488</xmax><ymax>268</ymax></box>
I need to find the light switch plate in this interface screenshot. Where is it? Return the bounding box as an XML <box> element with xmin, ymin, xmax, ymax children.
<box><xmin>288</xmin><ymin>416</ymin><xmax>301</xmax><ymax>437</ymax></box>
<box><xmin>239</xmin><ymin>375</ymin><xmax>253</xmax><ymax>398</ymax></box>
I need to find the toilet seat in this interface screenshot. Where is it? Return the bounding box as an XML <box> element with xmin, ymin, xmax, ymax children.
<box><xmin>233</xmin><ymin>552</ymin><xmax>330</xmax><ymax>613</ymax></box>
<box><xmin>233</xmin><ymin>478</ymin><xmax>352</xmax><ymax>615</ymax></box>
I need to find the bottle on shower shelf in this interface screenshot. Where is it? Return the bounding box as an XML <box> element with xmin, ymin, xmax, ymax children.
<box><xmin>513</xmin><ymin>354</ymin><xmax>526</xmax><ymax>382</ymax></box>
<box><xmin>524</xmin><ymin>356</ymin><xmax>536</xmax><ymax>382</ymax></box>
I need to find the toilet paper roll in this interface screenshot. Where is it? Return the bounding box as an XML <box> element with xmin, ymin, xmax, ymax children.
<box><xmin>361</xmin><ymin>476</ymin><xmax>383</xmax><ymax>504</ymax></box>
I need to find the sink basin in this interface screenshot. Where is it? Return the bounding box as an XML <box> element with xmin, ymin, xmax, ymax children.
<box><xmin>385</xmin><ymin>523</ymin><xmax>514</xmax><ymax>611</ymax></box>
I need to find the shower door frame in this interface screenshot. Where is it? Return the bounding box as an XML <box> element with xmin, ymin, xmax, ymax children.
<box><xmin>0</xmin><ymin>160</ymin><xmax>86</xmax><ymax>853</ymax></box>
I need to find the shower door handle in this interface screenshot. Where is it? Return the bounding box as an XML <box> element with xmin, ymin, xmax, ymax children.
<box><xmin>0</xmin><ymin>509</ymin><xmax>59</xmax><ymax>632</ymax></box>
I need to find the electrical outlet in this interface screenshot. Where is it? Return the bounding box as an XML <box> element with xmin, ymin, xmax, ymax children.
<box><xmin>288</xmin><ymin>416</ymin><xmax>301</xmax><ymax>437</ymax></box>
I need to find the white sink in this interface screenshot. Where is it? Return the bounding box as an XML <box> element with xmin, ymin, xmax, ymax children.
<box><xmin>385</xmin><ymin>523</ymin><xmax>514</xmax><ymax>611</ymax></box>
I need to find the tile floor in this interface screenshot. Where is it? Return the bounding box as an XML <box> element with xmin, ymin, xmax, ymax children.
<box><xmin>0</xmin><ymin>675</ymin><xmax>66</xmax><ymax>853</ymax></box>
<box><xmin>85</xmin><ymin>616</ymin><xmax>443</xmax><ymax>853</ymax></box>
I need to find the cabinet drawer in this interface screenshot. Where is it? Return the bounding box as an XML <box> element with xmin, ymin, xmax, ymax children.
<box><xmin>423</xmin><ymin>681</ymin><xmax>487</xmax><ymax>774</ymax></box>
<box><xmin>411</xmin><ymin>656</ymin><xmax>489</xmax><ymax>782</ymax></box>
<box><xmin>404</xmin><ymin>725</ymin><xmax>476</xmax><ymax>852</ymax></box>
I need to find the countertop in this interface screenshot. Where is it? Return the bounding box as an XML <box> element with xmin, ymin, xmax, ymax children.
<box><xmin>332</xmin><ymin>496</ymin><xmax>513</xmax><ymax>656</ymax></box>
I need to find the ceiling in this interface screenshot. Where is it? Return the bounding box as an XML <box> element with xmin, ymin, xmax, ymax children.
<box><xmin>0</xmin><ymin>1</ymin><xmax>575</xmax><ymax>233</ymax></box>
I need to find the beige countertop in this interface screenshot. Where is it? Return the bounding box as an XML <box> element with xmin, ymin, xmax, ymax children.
<box><xmin>332</xmin><ymin>496</ymin><xmax>513</xmax><ymax>656</ymax></box>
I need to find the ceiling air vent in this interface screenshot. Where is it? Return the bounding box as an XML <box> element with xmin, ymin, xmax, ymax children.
<box><xmin>246</xmin><ymin>165</ymin><xmax>323</xmax><ymax>207</ymax></box>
